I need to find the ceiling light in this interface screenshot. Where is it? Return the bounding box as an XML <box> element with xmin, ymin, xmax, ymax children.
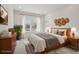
<box><xmin>19</xmin><ymin>6</ymin><xmax>22</xmax><ymax>9</ymax></box>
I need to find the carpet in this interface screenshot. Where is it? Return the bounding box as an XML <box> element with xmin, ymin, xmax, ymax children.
<box><xmin>14</xmin><ymin>39</ymin><xmax>79</xmax><ymax>54</ymax></box>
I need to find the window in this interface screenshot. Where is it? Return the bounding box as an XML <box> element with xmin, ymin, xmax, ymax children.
<box><xmin>21</xmin><ymin>14</ymin><xmax>44</xmax><ymax>33</ymax></box>
<box><xmin>25</xmin><ymin>15</ymin><xmax>37</xmax><ymax>32</ymax></box>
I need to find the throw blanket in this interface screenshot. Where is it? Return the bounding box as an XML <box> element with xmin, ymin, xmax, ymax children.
<box><xmin>35</xmin><ymin>33</ymin><xmax>60</xmax><ymax>48</ymax></box>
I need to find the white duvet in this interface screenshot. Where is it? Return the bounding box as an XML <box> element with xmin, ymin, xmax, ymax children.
<box><xmin>29</xmin><ymin>34</ymin><xmax>46</xmax><ymax>52</ymax></box>
<box><xmin>28</xmin><ymin>33</ymin><xmax>66</xmax><ymax>52</ymax></box>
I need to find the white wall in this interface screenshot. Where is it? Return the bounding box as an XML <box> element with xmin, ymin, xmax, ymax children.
<box><xmin>0</xmin><ymin>4</ymin><xmax>14</xmax><ymax>32</ymax></box>
<box><xmin>14</xmin><ymin>11</ymin><xmax>23</xmax><ymax>25</ymax></box>
<box><xmin>45</xmin><ymin>5</ymin><xmax>79</xmax><ymax>32</ymax></box>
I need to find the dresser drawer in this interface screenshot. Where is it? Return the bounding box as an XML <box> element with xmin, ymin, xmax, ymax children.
<box><xmin>70</xmin><ymin>39</ymin><xmax>79</xmax><ymax>49</ymax></box>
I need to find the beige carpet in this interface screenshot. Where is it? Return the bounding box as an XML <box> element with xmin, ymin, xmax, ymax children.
<box><xmin>14</xmin><ymin>39</ymin><xmax>79</xmax><ymax>54</ymax></box>
<box><xmin>14</xmin><ymin>39</ymin><xmax>27</xmax><ymax>54</ymax></box>
<box><xmin>47</xmin><ymin>47</ymin><xmax>79</xmax><ymax>54</ymax></box>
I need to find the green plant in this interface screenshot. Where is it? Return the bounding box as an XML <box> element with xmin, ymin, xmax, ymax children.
<box><xmin>14</xmin><ymin>25</ymin><xmax>23</xmax><ymax>40</ymax></box>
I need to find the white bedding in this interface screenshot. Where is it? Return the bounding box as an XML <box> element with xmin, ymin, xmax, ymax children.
<box><xmin>28</xmin><ymin>33</ymin><xmax>66</xmax><ymax>52</ymax></box>
<box><xmin>29</xmin><ymin>34</ymin><xmax>46</xmax><ymax>52</ymax></box>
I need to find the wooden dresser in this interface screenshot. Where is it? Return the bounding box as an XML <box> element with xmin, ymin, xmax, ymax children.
<box><xmin>0</xmin><ymin>33</ymin><xmax>16</xmax><ymax>54</ymax></box>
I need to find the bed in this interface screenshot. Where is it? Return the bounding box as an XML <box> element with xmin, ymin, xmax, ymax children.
<box><xmin>27</xmin><ymin>33</ymin><xmax>66</xmax><ymax>53</ymax></box>
<box><xmin>25</xmin><ymin>28</ymin><xmax>71</xmax><ymax>53</ymax></box>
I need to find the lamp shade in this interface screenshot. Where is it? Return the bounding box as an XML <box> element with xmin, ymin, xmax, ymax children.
<box><xmin>71</xmin><ymin>27</ymin><xmax>76</xmax><ymax>33</ymax></box>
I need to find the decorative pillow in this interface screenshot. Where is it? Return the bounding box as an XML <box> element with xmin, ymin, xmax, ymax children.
<box><xmin>56</xmin><ymin>30</ymin><xmax>66</xmax><ymax>36</ymax></box>
<box><xmin>57</xmin><ymin>31</ymin><xmax>64</xmax><ymax>36</ymax></box>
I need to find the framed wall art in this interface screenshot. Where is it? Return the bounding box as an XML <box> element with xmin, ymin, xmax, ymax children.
<box><xmin>0</xmin><ymin>4</ymin><xmax>8</xmax><ymax>25</ymax></box>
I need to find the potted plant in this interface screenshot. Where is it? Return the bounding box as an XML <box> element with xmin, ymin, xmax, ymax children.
<box><xmin>14</xmin><ymin>25</ymin><xmax>23</xmax><ymax>40</ymax></box>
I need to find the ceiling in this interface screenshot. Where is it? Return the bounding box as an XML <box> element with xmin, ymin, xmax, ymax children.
<box><xmin>10</xmin><ymin>4</ymin><xmax>79</xmax><ymax>15</ymax></box>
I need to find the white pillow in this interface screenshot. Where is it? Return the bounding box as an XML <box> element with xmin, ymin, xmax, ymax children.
<box><xmin>52</xmin><ymin>29</ymin><xmax>57</xmax><ymax>34</ymax></box>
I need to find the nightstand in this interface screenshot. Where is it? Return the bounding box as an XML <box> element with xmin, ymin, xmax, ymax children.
<box><xmin>0</xmin><ymin>33</ymin><xmax>16</xmax><ymax>54</ymax></box>
<box><xmin>68</xmin><ymin>37</ymin><xmax>79</xmax><ymax>50</ymax></box>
